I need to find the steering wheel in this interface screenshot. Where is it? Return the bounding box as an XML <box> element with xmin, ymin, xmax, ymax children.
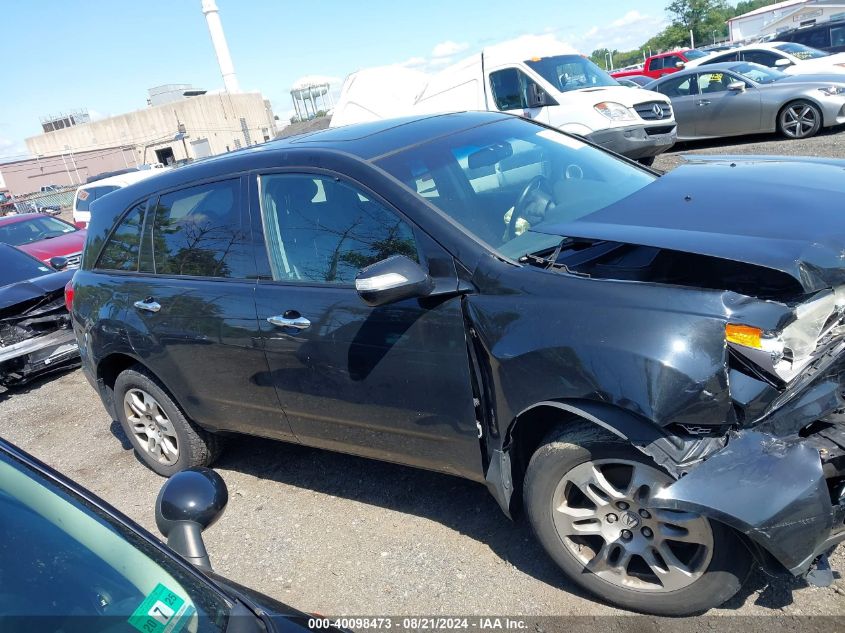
<box><xmin>506</xmin><ymin>175</ymin><xmax>553</xmax><ymax>240</ymax></box>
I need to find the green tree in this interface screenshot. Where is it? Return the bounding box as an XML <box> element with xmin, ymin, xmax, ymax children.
<box><xmin>666</xmin><ymin>0</ymin><xmax>731</xmax><ymax>47</ymax></box>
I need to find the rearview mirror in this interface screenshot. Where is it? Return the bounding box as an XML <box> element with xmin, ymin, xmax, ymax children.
<box><xmin>355</xmin><ymin>255</ymin><xmax>433</xmax><ymax>307</ymax></box>
<box><xmin>49</xmin><ymin>256</ymin><xmax>68</xmax><ymax>270</ymax></box>
<box><xmin>155</xmin><ymin>467</ymin><xmax>228</xmax><ymax>570</ymax></box>
<box><xmin>727</xmin><ymin>80</ymin><xmax>746</xmax><ymax>91</ymax></box>
<box><xmin>467</xmin><ymin>142</ymin><xmax>513</xmax><ymax>169</ymax></box>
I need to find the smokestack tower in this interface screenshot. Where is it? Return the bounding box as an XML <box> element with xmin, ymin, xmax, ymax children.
<box><xmin>201</xmin><ymin>0</ymin><xmax>241</xmax><ymax>94</ymax></box>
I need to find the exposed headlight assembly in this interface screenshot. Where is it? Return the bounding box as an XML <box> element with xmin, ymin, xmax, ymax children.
<box><xmin>594</xmin><ymin>102</ymin><xmax>638</xmax><ymax>122</ymax></box>
<box><xmin>726</xmin><ymin>288</ymin><xmax>845</xmax><ymax>382</ymax></box>
<box><xmin>819</xmin><ymin>85</ymin><xmax>845</xmax><ymax>96</ymax></box>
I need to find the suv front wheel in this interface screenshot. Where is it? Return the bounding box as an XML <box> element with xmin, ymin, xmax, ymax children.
<box><xmin>524</xmin><ymin>424</ymin><xmax>752</xmax><ymax>615</ymax></box>
<box><xmin>114</xmin><ymin>365</ymin><xmax>222</xmax><ymax>477</ymax></box>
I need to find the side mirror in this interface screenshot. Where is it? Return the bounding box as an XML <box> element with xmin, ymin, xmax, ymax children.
<box><xmin>50</xmin><ymin>256</ymin><xmax>68</xmax><ymax>270</ymax></box>
<box><xmin>675</xmin><ymin>61</ymin><xmax>686</xmax><ymax>69</ymax></box>
<box><xmin>727</xmin><ymin>80</ymin><xmax>746</xmax><ymax>91</ymax></box>
<box><xmin>74</xmin><ymin>221</ymin><xmax>87</xmax><ymax>229</ymax></box>
<box><xmin>355</xmin><ymin>255</ymin><xmax>433</xmax><ymax>307</ymax></box>
<box><xmin>528</xmin><ymin>82</ymin><xmax>555</xmax><ymax>108</ymax></box>
<box><xmin>155</xmin><ymin>467</ymin><xmax>228</xmax><ymax>570</ymax></box>
<box><xmin>774</xmin><ymin>58</ymin><xmax>792</xmax><ymax>68</ymax></box>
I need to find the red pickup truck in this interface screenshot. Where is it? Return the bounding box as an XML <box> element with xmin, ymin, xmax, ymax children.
<box><xmin>611</xmin><ymin>49</ymin><xmax>710</xmax><ymax>80</ymax></box>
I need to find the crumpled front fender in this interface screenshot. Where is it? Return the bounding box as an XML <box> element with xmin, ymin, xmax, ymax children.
<box><xmin>651</xmin><ymin>431</ymin><xmax>834</xmax><ymax>574</ymax></box>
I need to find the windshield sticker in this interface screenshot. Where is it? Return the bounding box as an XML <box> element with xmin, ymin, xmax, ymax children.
<box><xmin>77</xmin><ymin>190</ymin><xmax>90</xmax><ymax>201</ymax></box>
<box><xmin>128</xmin><ymin>583</ymin><xmax>195</xmax><ymax>633</ymax></box>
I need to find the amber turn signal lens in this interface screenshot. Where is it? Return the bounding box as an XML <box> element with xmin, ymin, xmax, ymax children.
<box><xmin>725</xmin><ymin>323</ymin><xmax>762</xmax><ymax>349</ymax></box>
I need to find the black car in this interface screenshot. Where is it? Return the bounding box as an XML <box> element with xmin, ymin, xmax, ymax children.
<box><xmin>777</xmin><ymin>18</ymin><xmax>845</xmax><ymax>54</ymax></box>
<box><xmin>71</xmin><ymin>111</ymin><xmax>845</xmax><ymax>616</ymax></box>
<box><xmin>0</xmin><ymin>243</ymin><xmax>78</xmax><ymax>391</ymax></box>
<box><xmin>0</xmin><ymin>436</ymin><xmax>344</xmax><ymax>633</ymax></box>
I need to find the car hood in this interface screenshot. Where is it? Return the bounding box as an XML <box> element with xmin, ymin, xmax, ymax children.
<box><xmin>16</xmin><ymin>230</ymin><xmax>86</xmax><ymax>262</ymax></box>
<box><xmin>534</xmin><ymin>155</ymin><xmax>845</xmax><ymax>293</ymax></box>
<box><xmin>0</xmin><ymin>270</ymin><xmax>73</xmax><ymax>314</ymax></box>
<box><xmin>774</xmin><ymin>73</ymin><xmax>845</xmax><ymax>86</ymax></box>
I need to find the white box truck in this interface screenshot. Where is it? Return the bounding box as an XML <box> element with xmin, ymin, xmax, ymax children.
<box><xmin>331</xmin><ymin>38</ymin><xmax>677</xmax><ymax>164</ymax></box>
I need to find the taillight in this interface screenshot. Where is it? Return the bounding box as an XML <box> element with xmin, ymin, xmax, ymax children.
<box><xmin>64</xmin><ymin>280</ymin><xmax>75</xmax><ymax>312</ymax></box>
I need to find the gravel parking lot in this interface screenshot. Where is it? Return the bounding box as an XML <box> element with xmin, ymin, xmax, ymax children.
<box><xmin>2</xmin><ymin>132</ymin><xmax>844</xmax><ymax>622</ymax></box>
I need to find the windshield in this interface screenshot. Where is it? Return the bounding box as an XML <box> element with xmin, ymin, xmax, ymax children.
<box><xmin>684</xmin><ymin>49</ymin><xmax>709</xmax><ymax>60</ymax></box>
<box><xmin>525</xmin><ymin>55</ymin><xmax>618</xmax><ymax>93</ymax></box>
<box><xmin>0</xmin><ymin>246</ymin><xmax>54</xmax><ymax>286</ymax></box>
<box><xmin>732</xmin><ymin>62</ymin><xmax>787</xmax><ymax>83</ymax></box>
<box><xmin>774</xmin><ymin>42</ymin><xmax>829</xmax><ymax>59</ymax></box>
<box><xmin>377</xmin><ymin>118</ymin><xmax>655</xmax><ymax>260</ymax></box>
<box><xmin>0</xmin><ymin>447</ymin><xmax>230</xmax><ymax>630</ymax></box>
<box><xmin>0</xmin><ymin>216</ymin><xmax>77</xmax><ymax>246</ymax></box>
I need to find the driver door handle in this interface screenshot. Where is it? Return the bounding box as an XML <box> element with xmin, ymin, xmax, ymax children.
<box><xmin>268</xmin><ymin>314</ymin><xmax>311</xmax><ymax>330</ymax></box>
<box><xmin>133</xmin><ymin>298</ymin><xmax>161</xmax><ymax>313</ymax></box>
<box><xmin>697</xmin><ymin>99</ymin><xmax>711</xmax><ymax>106</ymax></box>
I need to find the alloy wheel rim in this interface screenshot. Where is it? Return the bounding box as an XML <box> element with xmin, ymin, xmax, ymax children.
<box><xmin>551</xmin><ymin>458</ymin><xmax>713</xmax><ymax>592</ymax></box>
<box><xmin>124</xmin><ymin>388</ymin><xmax>179</xmax><ymax>465</ymax></box>
<box><xmin>782</xmin><ymin>104</ymin><xmax>817</xmax><ymax>138</ymax></box>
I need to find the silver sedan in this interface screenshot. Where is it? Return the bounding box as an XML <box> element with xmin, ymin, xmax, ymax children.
<box><xmin>646</xmin><ymin>61</ymin><xmax>845</xmax><ymax>140</ymax></box>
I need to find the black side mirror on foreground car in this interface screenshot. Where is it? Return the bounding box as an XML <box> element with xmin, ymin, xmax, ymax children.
<box><xmin>155</xmin><ymin>467</ymin><xmax>228</xmax><ymax>570</ymax></box>
<box><xmin>355</xmin><ymin>255</ymin><xmax>434</xmax><ymax>307</ymax></box>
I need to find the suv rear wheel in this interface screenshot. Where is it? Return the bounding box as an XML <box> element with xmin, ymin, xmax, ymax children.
<box><xmin>114</xmin><ymin>365</ymin><xmax>222</xmax><ymax>477</ymax></box>
<box><xmin>524</xmin><ymin>424</ymin><xmax>752</xmax><ymax>615</ymax></box>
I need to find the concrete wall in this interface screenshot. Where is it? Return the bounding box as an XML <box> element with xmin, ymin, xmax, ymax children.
<box><xmin>25</xmin><ymin>92</ymin><xmax>277</xmax><ymax>165</ymax></box>
<box><xmin>0</xmin><ymin>146</ymin><xmax>138</xmax><ymax>196</ymax></box>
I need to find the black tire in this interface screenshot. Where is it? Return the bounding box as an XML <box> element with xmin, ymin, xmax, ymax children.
<box><xmin>777</xmin><ymin>100</ymin><xmax>822</xmax><ymax>139</ymax></box>
<box><xmin>113</xmin><ymin>364</ymin><xmax>222</xmax><ymax>477</ymax></box>
<box><xmin>524</xmin><ymin>424</ymin><xmax>753</xmax><ymax>616</ymax></box>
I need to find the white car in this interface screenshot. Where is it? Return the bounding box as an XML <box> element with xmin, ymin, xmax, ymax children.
<box><xmin>684</xmin><ymin>41</ymin><xmax>845</xmax><ymax>75</ymax></box>
<box><xmin>72</xmin><ymin>169</ymin><xmax>164</xmax><ymax>227</ymax></box>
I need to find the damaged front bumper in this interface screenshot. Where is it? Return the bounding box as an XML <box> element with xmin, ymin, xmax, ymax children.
<box><xmin>652</xmin><ymin>341</ymin><xmax>845</xmax><ymax>580</ymax></box>
<box><xmin>0</xmin><ymin>328</ymin><xmax>79</xmax><ymax>389</ymax></box>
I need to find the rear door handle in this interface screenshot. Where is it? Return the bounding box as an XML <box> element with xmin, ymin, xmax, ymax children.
<box><xmin>268</xmin><ymin>314</ymin><xmax>311</xmax><ymax>330</ymax></box>
<box><xmin>133</xmin><ymin>298</ymin><xmax>161</xmax><ymax>313</ymax></box>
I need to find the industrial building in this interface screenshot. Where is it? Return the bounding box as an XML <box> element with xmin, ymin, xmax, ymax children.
<box><xmin>7</xmin><ymin>0</ymin><xmax>277</xmax><ymax>196</ymax></box>
<box><xmin>729</xmin><ymin>0</ymin><xmax>845</xmax><ymax>41</ymax></box>
<box><xmin>25</xmin><ymin>89</ymin><xmax>277</xmax><ymax>168</ymax></box>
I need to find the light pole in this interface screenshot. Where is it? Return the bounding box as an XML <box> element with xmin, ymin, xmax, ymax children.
<box><xmin>605</xmin><ymin>51</ymin><xmax>613</xmax><ymax>71</ymax></box>
<box><xmin>713</xmin><ymin>30</ymin><xmax>718</xmax><ymax>45</ymax></box>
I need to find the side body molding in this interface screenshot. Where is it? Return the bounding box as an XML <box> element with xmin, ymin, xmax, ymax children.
<box><xmin>652</xmin><ymin>431</ymin><xmax>834</xmax><ymax>574</ymax></box>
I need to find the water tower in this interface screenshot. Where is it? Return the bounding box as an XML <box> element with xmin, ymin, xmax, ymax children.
<box><xmin>290</xmin><ymin>79</ymin><xmax>333</xmax><ymax>121</ymax></box>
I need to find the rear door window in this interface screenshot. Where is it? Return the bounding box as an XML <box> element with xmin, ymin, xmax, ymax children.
<box><xmin>741</xmin><ymin>50</ymin><xmax>783</xmax><ymax>67</ymax></box>
<box><xmin>832</xmin><ymin>26</ymin><xmax>845</xmax><ymax>48</ymax></box>
<box><xmin>656</xmin><ymin>74</ymin><xmax>698</xmax><ymax>98</ymax></box>
<box><xmin>96</xmin><ymin>201</ymin><xmax>147</xmax><ymax>271</ymax></box>
<box><xmin>75</xmin><ymin>185</ymin><xmax>120</xmax><ymax>212</ymax></box>
<box><xmin>149</xmin><ymin>179</ymin><xmax>255</xmax><ymax>279</ymax></box>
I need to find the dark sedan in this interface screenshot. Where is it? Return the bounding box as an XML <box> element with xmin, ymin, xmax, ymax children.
<box><xmin>0</xmin><ymin>243</ymin><xmax>78</xmax><ymax>390</ymax></box>
<box><xmin>71</xmin><ymin>111</ymin><xmax>845</xmax><ymax>616</ymax></box>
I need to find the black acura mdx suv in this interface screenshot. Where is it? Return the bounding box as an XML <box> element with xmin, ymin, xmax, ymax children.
<box><xmin>71</xmin><ymin>112</ymin><xmax>845</xmax><ymax>615</ymax></box>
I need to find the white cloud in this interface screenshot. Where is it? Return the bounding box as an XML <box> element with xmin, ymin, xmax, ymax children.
<box><xmin>565</xmin><ymin>10</ymin><xmax>668</xmax><ymax>54</ymax></box>
<box><xmin>398</xmin><ymin>56</ymin><xmax>428</xmax><ymax>69</ymax></box>
<box><xmin>431</xmin><ymin>40</ymin><xmax>468</xmax><ymax>58</ymax></box>
<box><xmin>0</xmin><ymin>136</ymin><xmax>29</xmax><ymax>161</ymax></box>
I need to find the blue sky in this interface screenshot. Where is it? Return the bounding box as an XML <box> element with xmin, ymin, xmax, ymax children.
<box><xmin>2</xmin><ymin>0</ymin><xmax>695</xmax><ymax>159</ymax></box>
